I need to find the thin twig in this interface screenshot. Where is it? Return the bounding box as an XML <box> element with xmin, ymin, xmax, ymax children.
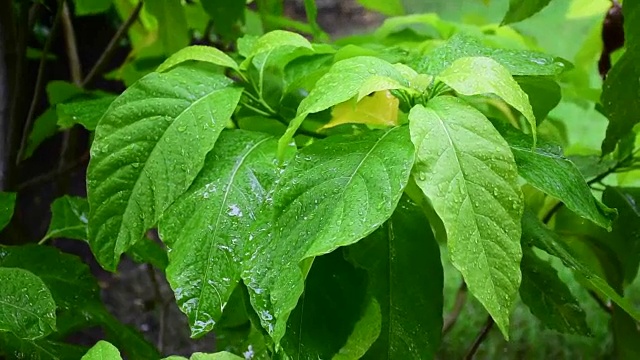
<box><xmin>464</xmin><ymin>316</ymin><xmax>495</xmax><ymax>360</ymax></box>
<box><xmin>443</xmin><ymin>281</ymin><xmax>467</xmax><ymax>335</ymax></box>
<box><xmin>82</xmin><ymin>1</ymin><xmax>143</xmax><ymax>87</ymax></box>
<box><xmin>16</xmin><ymin>0</ymin><xmax>65</xmax><ymax>163</ymax></box>
<box><xmin>16</xmin><ymin>151</ymin><xmax>88</xmax><ymax>191</ymax></box>
<box><xmin>61</xmin><ymin>1</ymin><xmax>81</xmax><ymax>85</ymax></box>
<box><xmin>145</xmin><ymin>264</ymin><xmax>166</xmax><ymax>352</ymax></box>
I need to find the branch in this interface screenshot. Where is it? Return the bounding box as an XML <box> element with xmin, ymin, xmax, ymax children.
<box><xmin>16</xmin><ymin>151</ymin><xmax>88</xmax><ymax>191</ymax></box>
<box><xmin>61</xmin><ymin>2</ymin><xmax>81</xmax><ymax>85</ymax></box>
<box><xmin>16</xmin><ymin>0</ymin><xmax>65</xmax><ymax>163</ymax></box>
<box><xmin>463</xmin><ymin>316</ymin><xmax>495</xmax><ymax>360</ymax></box>
<box><xmin>82</xmin><ymin>1</ymin><xmax>143</xmax><ymax>87</ymax></box>
<box><xmin>442</xmin><ymin>281</ymin><xmax>467</xmax><ymax>335</ymax></box>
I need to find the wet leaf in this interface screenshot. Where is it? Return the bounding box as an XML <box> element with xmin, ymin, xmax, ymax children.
<box><xmin>0</xmin><ymin>192</ymin><xmax>16</xmax><ymax>231</ymax></box>
<box><xmin>0</xmin><ymin>332</ymin><xmax>87</xmax><ymax>360</ymax></box>
<box><xmin>156</xmin><ymin>45</ymin><xmax>239</xmax><ymax>73</ymax></box>
<box><xmin>409</xmin><ymin>96</ymin><xmax>523</xmax><ymax>338</ymax></box>
<box><xmin>348</xmin><ymin>196</ymin><xmax>444</xmax><ymax>359</ymax></box>
<box><xmin>0</xmin><ymin>267</ymin><xmax>56</xmax><ymax>340</ymax></box>
<box><xmin>519</xmin><ymin>248</ymin><xmax>591</xmax><ymax>335</ymax></box>
<box><xmin>159</xmin><ymin>130</ymin><xmax>287</xmax><ymax>338</ymax></box>
<box><xmin>81</xmin><ymin>340</ymin><xmax>122</xmax><ymax>360</ymax></box>
<box><xmin>323</xmin><ymin>91</ymin><xmax>399</xmax><ymax>130</ymax></box>
<box><xmin>57</xmin><ymin>96</ymin><xmax>117</xmax><ymax>131</ymax></box>
<box><xmin>243</xmin><ymin>126</ymin><xmax>415</xmax><ymax>346</ymax></box>
<box><xmin>43</xmin><ymin>196</ymin><xmax>89</xmax><ymax>242</ymax></box>
<box><xmin>87</xmin><ymin>64</ymin><xmax>241</xmax><ymax>271</ymax></box>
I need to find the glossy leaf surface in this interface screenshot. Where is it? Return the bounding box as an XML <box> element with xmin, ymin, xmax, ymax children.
<box><xmin>156</xmin><ymin>45</ymin><xmax>239</xmax><ymax>73</ymax></box>
<box><xmin>44</xmin><ymin>196</ymin><xmax>89</xmax><ymax>242</ymax></box>
<box><xmin>410</xmin><ymin>96</ymin><xmax>523</xmax><ymax>337</ymax></box>
<box><xmin>81</xmin><ymin>340</ymin><xmax>122</xmax><ymax>360</ymax></box>
<box><xmin>57</xmin><ymin>96</ymin><xmax>116</xmax><ymax>131</ymax></box>
<box><xmin>243</xmin><ymin>126</ymin><xmax>415</xmax><ymax>345</ymax></box>
<box><xmin>159</xmin><ymin>130</ymin><xmax>285</xmax><ymax>338</ymax></box>
<box><xmin>87</xmin><ymin>64</ymin><xmax>241</xmax><ymax>271</ymax></box>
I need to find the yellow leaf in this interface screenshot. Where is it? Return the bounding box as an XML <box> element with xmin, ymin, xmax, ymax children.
<box><xmin>322</xmin><ymin>91</ymin><xmax>399</xmax><ymax>130</ymax></box>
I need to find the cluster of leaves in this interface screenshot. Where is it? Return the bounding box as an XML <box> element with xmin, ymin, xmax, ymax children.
<box><xmin>2</xmin><ymin>0</ymin><xmax>640</xmax><ymax>358</ymax></box>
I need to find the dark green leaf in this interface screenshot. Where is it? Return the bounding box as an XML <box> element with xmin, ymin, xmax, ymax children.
<box><xmin>0</xmin><ymin>192</ymin><xmax>16</xmax><ymax>231</ymax></box>
<box><xmin>81</xmin><ymin>340</ymin><xmax>122</xmax><ymax>360</ymax></box>
<box><xmin>127</xmin><ymin>237</ymin><xmax>168</xmax><ymax>271</ymax></box>
<box><xmin>43</xmin><ymin>196</ymin><xmax>89</xmax><ymax>242</ymax></box>
<box><xmin>0</xmin><ymin>267</ymin><xmax>56</xmax><ymax>339</ymax></box>
<box><xmin>496</xmin><ymin>124</ymin><xmax>616</xmax><ymax>229</ymax></box>
<box><xmin>57</xmin><ymin>96</ymin><xmax>117</xmax><ymax>131</ymax></box>
<box><xmin>501</xmin><ymin>0</ymin><xmax>553</xmax><ymax>25</ymax></box>
<box><xmin>519</xmin><ymin>248</ymin><xmax>591</xmax><ymax>335</ymax></box>
<box><xmin>611</xmin><ymin>305</ymin><xmax>640</xmax><ymax>359</ymax></box>
<box><xmin>348</xmin><ymin>196</ymin><xmax>444</xmax><ymax>359</ymax></box>
<box><xmin>283</xmin><ymin>251</ymin><xmax>376</xmax><ymax>359</ymax></box>
<box><xmin>158</xmin><ymin>130</ymin><xmax>286</xmax><ymax>338</ymax></box>
<box><xmin>243</xmin><ymin>126</ymin><xmax>415</xmax><ymax>345</ymax></box>
<box><xmin>73</xmin><ymin>0</ymin><xmax>113</xmax><ymax>15</ymax></box>
<box><xmin>87</xmin><ymin>64</ymin><xmax>241</xmax><ymax>271</ymax></box>
<box><xmin>146</xmin><ymin>0</ymin><xmax>189</xmax><ymax>54</ymax></box>
<box><xmin>602</xmin><ymin>187</ymin><xmax>640</xmax><ymax>284</ymax></box>
<box><xmin>417</xmin><ymin>33</ymin><xmax>567</xmax><ymax>76</ymax></box>
<box><xmin>201</xmin><ymin>0</ymin><xmax>245</xmax><ymax>42</ymax></box>
<box><xmin>437</xmin><ymin>56</ymin><xmax>537</xmax><ymax>140</ymax></box>
<box><xmin>0</xmin><ymin>332</ymin><xmax>87</xmax><ymax>360</ymax></box>
<box><xmin>521</xmin><ymin>210</ymin><xmax>640</xmax><ymax>321</ymax></box>
<box><xmin>515</xmin><ymin>76</ymin><xmax>561</xmax><ymax>124</ymax></box>
<box><xmin>409</xmin><ymin>96</ymin><xmax>523</xmax><ymax>338</ymax></box>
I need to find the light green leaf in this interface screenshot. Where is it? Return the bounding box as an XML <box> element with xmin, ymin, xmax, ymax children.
<box><xmin>280</xmin><ymin>56</ymin><xmax>409</xmax><ymax>159</ymax></box>
<box><xmin>87</xmin><ymin>64</ymin><xmax>241</xmax><ymax>271</ymax></box>
<box><xmin>190</xmin><ymin>352</ymin><xmax>244</xmax><ymax>360</ymax></box>
<box><xmin>43</xmin><ymin>196</ymin><xmax>89</xmax><ymax>242</ymax></box>
<box><xmin>0</xmin><ymin>192</ymin><xmax>16</xmax><ymax>231</ymax></box>
<box><xmin>73</xmin><ymin>0</ymin><xmax>113</xmax><ymax>15</ymax></box>
<box><xmin>0</xmin><ymin>268</ymin><xmax>56</xmax><ymax>340</ymax></box>
<box><xmin>302</xmin><ymin>0</ymin><xmax>326</xmax><ymax>40</ymax></box>
<box><xmin>57</xmin><ymin>96</ymin><xmax>117</xmax><ymax>131</ymax></box>
<box><xmin>347</xmin><ymin>196</ymin><xmax>444</xmax><ymax>359</ymax></box>
<box><xmin>333</xmin><ymin>298</ymin><xmax>381</xmax><ymax>360</ymax></box>
<box><xmin>145</xmin><ymin>0</ymin><xmax>189</xmax><ymax>54</ymax></box>
<box><xmin>241</xmin><ymin>30</ymin><xmax>313</xmax><ymax>68</ymax></box>
<box><xmin>409</xmin><ymin>96</ymin><xmax>523</xmax><ymax>338</ymax></box>
<box><xmin>0</xmin><ymin>332</ymin><xmax>87</xmax><ymax>360</ymax></box>
<box><xmin>282</xmin><ymin>251</ymin><xmax>378</xmax><ymax>359</ymax></box>
<box><xmin>438</xmin><ymin>56</ymin><xmax>537</xmax><ymax>142</ymax></box>
<box><xmin>243</xmin><ymin>126</ymin><xmax>415</xmax><ymax>346</ymax></box>
<box><xmin>417</xmin><ymin>33</ymin><xmax>568</xmax><ymax>76</ymax></box>
<box><xmin>356</xmin><ymin>0</ymin><xmax>404</xmax><ymax>16</ymax></box>
<box><xmin>515</xmin><ymin>76</ymin><xmax>561</xmax><ymax>124</ymax></box>
<box><xmin>157</xmin><ymin>45</ymin><xmax>240</xmax><ymax>73</ymax></box>
<box><xmin>81</xmin><ymin>340</ymin><xmax>122</xmax><ymax>360</ymax></box>
<box><xmin>496</xmin><ymin>124</ymin><xmax>615</xmax><ymax>229</ymax></box>
<box><xmin>522</xmin><ymin>210</ymin><xmax>640</xmax><ymax>321</ymax></box>
<box><xmin>502</xmin><ymin>0</ymin><xmax>553</xmax><ymax>24</ymax></box>
<box><xmin>519</xmin><ymin>248</ymin><xmax>591</xmax><ymax>335</ymax></box>
<box><xmin>158</xmin><ymin>130</ymin><xmax>287</xmax><ymax>338</ymax></box>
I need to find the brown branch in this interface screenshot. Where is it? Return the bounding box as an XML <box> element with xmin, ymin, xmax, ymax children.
<box><xmin>16</xmin><ymin>0</ymin><xmax>65</xmax><ymax>163</ymax></box>
<box><xmin>443</xmin><ymin>281</ymin><xmax>467</xmax><ymax>335</ymax></box>
<box><xmin>61</xmin><ymin>2</ymin><xmax>82</xmax><ymax>85</ymax></box>
<box><xmin>464</xmin><ymin>316</ymin><xmax>495</xmax><ymax>360</ymax></box>
<box><xmin>16</xmin><ymin>151</ymin><xmax>88</xmax><ymax>191</ymax></box>
<box><xmin>82</xmin><ymin>1</ymin><xmax>143</xmax><ymax>87</ymax></box>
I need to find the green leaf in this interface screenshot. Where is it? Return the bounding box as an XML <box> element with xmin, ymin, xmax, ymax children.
<box><xmin>347</xmin><ymin>196</ymin><xmax>444</xmax><ymax>359</ymax></box>
<box><xmin>57</xmin><ymin>96</ymin><xmax>117</xmax><ymax>131</ymax></box>
<box><xmin>0</xmin><ymin>267</ymin><xmax>56</xmax><ymax>339</ymax></box>
<box><xmin>81</xmin><ymin>340</ymin><xmax>122</xmax><ymax>360</ymax></box>
<box><xmin>522</xmin><ymin>210</ymin><xmax>640</xmax><ymax>321</ymax></box>
<box><xmin>127</xmin><ymin>237</ymin><xmax>168</xmax><ymax>271</ymax></box>
<box><xmin>190</xmin><ymin>352</ymin><xmax>245</xmax><ymax>360</ymax></box>
<box><xmin>87</xmin><ymin>64</ymin><xmax>242</xmax><ymax>271</ymax></box>
<box><xmin>302</xmin><ymin>0</ymin><xmax>326</xmax><ymax>40</ymax></box>
<box><xmin>417</xmin><ymin>33</ymin><xmax>567</xmax><ymax>76</ymax></box>
<box><xmin>201</xmin><ymin>0</ymin><xmax>245</xmax><ymax>42</ymax></box>
<box><xmin>73</xmin><ymin>0</ymin><xmax>113</xmax><ymax>15</ymax></box>
<box><xmin>356</xmin><ymin>0</ymin><xmax>404</xmax><ymax>16</ymax></box>
<box><xmin>519</xmin><ymin>248</ymin><xmax>591</xmax><ymax>335</ymax></box>
<box><xmin>242</xmin><ymin>30</ymin><xmax>313</xmax><ymax>66</ymax></box>
<box><xmin>158</xmin><ymin>130</ymin><xmax>286</xmax><ymax>338</ymax></box>
<box><xmin>0</xmin><ymin>332</ymin><xmax>87</xmax><ymax>360</ymax></box>
<box><xmin>145</xmin><ymin>0</ymin><xmax>189</xmax><ymax>54</ymax></box>
<box><xmin>409</xmin><ymin>96</ymin><xmax>523</xmax><ymax>338</ymax></box>
<box><xmin>438</xmin><ymin>56</ymin><xmax>537</xmax><ymax>142</ymax></box>
<box><xmin>43</xmin><ymin>196</ymin><xmax>89</xmax><ymax>242</ymax></box>
<box><xmin>501</xmin><ymin>0</ymin><xmax>553</xmax><ymax>25</ymax></box>
<box><xmin>156</xmin><ymin>45</ymin><xmax>240</xmax><ymax>73</ymax></box>
<box><xmin>243</xmin><ymin>126</ymin><xmax>415</xmax><ymax>345</ymax></box>
<box><xmin>0</xmin><ymin>192</ymin><xmax>16</xmax><ymax>231</ymax></box>
<box><xmin>280</xmin><ymin>56</ymin><xmax>408</xmax><ymax>159</ymax></box>
<box><xmin>333</xmin><ymin>298</ymin><xmax>381</xmax><ymax>360</ymax></box>
<box><xmin>611</xmin><ymin>305</ymin><xmax>640</xmax><ymax>359</ymax></box>
<box><xmin>282</xmin><ymin>251</ymin><xmax>377</xmax><ymax>359</ymax></box>
<box><xmin>602</xmin><ymin>187</ymin><xmax>640</xmax><ymax>284</ymax></box>
<box><xmin>515</xmin><ymin>76</ymin><xmax>561</xmax><ymax>124</ymax></box>
<box><xmin>496</xmin><ymin>124</ymin><xmax>615</xmax><ymax>229</ymax></box>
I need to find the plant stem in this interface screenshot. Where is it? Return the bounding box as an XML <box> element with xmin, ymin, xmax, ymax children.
<box><xmin>16</xmin><ymin>151</ymin><xmax>89</xmax><ymax>191</ymax></box>
<box><xmin>443</xmin><ymin>281</ymin><xmax>467</xmax><ymax>335</ymax></box>
<box><xmin>82</xmin><ymin>1</ymin><xmax>143</xmax><ymax>87</ymax></box>
<box><xmin>61</xmin><ymin>2</ymin><xmax>81</xmax><ymax>85</ymax></box>
<box><xmin>464</xmin><ymin>316</ymin><xmax>495</xmax><ymax>360</ymax></box>
<box><xmin>16</xmin><ymin>0</ymin><xmax>65</xmax><ymax>163</ymax></box>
